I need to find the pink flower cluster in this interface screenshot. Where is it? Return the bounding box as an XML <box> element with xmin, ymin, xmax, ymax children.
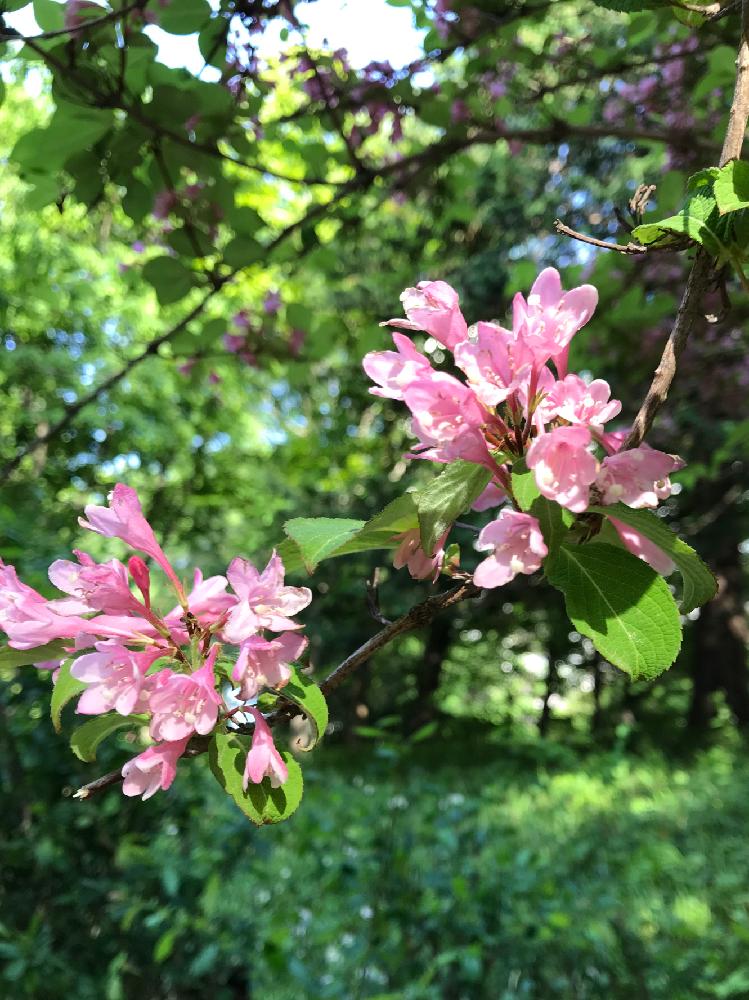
<box><xmin>364</xmin><ymin>269</ymin><xmax>684</xmax><ymax>586</ymax></box>
<box><xmin>0</xmin><ymin>485</ymin><xmax>311</xmax><ymax>800</ymax></box>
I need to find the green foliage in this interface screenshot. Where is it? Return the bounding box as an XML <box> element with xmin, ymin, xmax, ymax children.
<box><xmin>50</xmin><ymin>659</ymin><xmax>85</xmax><ymax>734</ymax></box>
<box><xmin>208</xmin><ymin>730</ymin><xmax>303</xmax><ymax>825</ymax></box>
<box><xmin>547</xmin><ymin>542</ymin><xmax>682</xmax><ymax>680</ymax></box>
<box><xmin>512</xmin><ymin>460</ymin><xmax>541</xmax><ymax>512</ymax></box>
<box><xmin>0</xmin><ymin>640</ymin><xmax>66</xmax><ymax>669</ymax></box>
<box><xmin>281</xmin><ymin>494</ymin><xmax>419</xmax><ymax>573</ymax></box>
<box><xmin>531</xmin><ymin>495</ymin><xmax>574</xmax><ymax>563</ymax></box>
<box><xmin>142</xmin><ymin>256</ymin><xmax>196</xmax><ymax>306</ymax></box>
<box><xmin>70</xmin><ymin>713</ymin><xmax>145</xmax><ymax>763</ymax></box>
<box><xmin>714</xmin><ymin>160</ymin><xmax>749</xmax><ymax>215</ymax></box>
<box><xmin>279</xmin><ymin>665</ymin><xmax>329</xmax><ymax>749</ymax></box>
<box><xmin>415</xmin><ymin>460</ymin><xmax>491</xmax><ymax>553</ymax></box>
<box><xmin>590</xmin><ymin>504</ymin><xmax>717</xmax><ymax>613</ymax></box>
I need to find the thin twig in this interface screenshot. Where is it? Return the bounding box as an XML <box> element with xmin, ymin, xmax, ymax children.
<box><xmin>0</xmin><ymin>1</ymin><xmax>143</xmax><ymax>42</ymax></box>
<box><xmin>554</xmin><ymin>219</ymin><xmax>647</xmax><ymax>255</ymax></box>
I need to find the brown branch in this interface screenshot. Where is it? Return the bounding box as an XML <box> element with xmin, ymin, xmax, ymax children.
<box><xmin>554</xmin><ymin>219</ymin><xmax>647</xmax><ymax>255</ymax></box>
<box><xmin>623</xmin><ymin>0</ymin><xmax>749</xmax><ymax>451</ymax></box>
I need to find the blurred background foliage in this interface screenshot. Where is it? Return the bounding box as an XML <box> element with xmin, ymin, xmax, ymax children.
<box><xmin>1</xmin><ymin>0</ymin><xmax>748</xmax><ymax>996</ymax></box>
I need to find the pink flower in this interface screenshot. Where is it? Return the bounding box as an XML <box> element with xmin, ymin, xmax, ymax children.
<box><xmin>599</xmin><ymin>427</ymin><xmax>630</xmax><ymax>455</ymax></box>
<box><xmin>223</xmin><ymin>551</ymin><xmax>311</xmax><ymax>643</ymax></box>
<box><xmin>152</xmin><ymin>189</ymin><xmax>178</xmax><ymax>220</ymax></box>
<box><xmin>513</xmin><ymin>268</ymin><xmax>598</xmax><ymax>374</ymax></box>
<box><xmin>48</xmin><ymin>551</ymin><xmax>141</xmax><ymax>614</ymax></box>
<box><xmin>72</xmin><ymin>642</ymin><xmax>158</xmax><ymax>716</ymax></box>
<box><xmin>79</xmin><ymin>484</ymin><xmax>182</xmax><ymax>594</ymax></box>
<box><xmin>471</xmin><ymin>481</ymin><xmax>507</xmax><ymax>512</ymax></box>
<box><xmin>595</xmin><ymin>447</ymin><xmax>684</xmax><ymax>508</ymax></box>
<box><xmin>526</xmin><ymin>425</ymin><xmax>599</xmax><ymax>513</ymax></box>
<box><xmin>0</xmin><ymin>559</ymin><xmax>88</xmax><ymax>650</ymax></box>
<box><xmin>473</xmin><ymin>510</ymin><xmax>548</xmax><ymax>588</ymax></box>
<box><xmin>363</xmin><ymin>333</ymin><xmax>433</xmax><ymax>400</ymax></box>
<box><xmin>610</xmin><ymin>519</ymin><xmax>676</xmax><ymax>576</ymax></box>
<box><xmin>392</xmin><ymin>529</ymin><xmax>448</xmax><ymax>581</ymax></box>
<box><xmin>263</xmin><ymin>290</ymin><xmax>282</xmax><ymax>315</ymax></box>
<box><xmin>403</xmin><ymin>373</ymin><xmax>491</xmax><ymax>466</ymax></box>
<box><xmin>223</xmin><ymin>333</ymin><xmax>247</xmax><ymax>354</ymax></box>
<box><xmin>242</xmin><ymin>707</ymin><xmax>288</xmax><ymax>789</ymax></box>
<box><xmin>385</xmin><ymin>280</ymin><xmax>468</xmax><ymax>351</ymax></box>
<box><xmin>232</xmin><ymin>632</ymin><xmax>307</xmax><ymax>700</ymax></box>
<box><xmin>149</xmin><ymin>648</ymin><xmax>222</xmax><ymax>741</ymax></box>
<box><xmin>545</xmin><ymin>375</ymin><xmax>621</xmax><ymax>432</ymax></box>
<box><xmin>453</xmin><ymin>322</ymin><xmax>534</xmax><ymax>408</ymax></box>
<box><xmin>121</xmin><ymin>737</ymin><xmax>190</xmax><ymax>801</ymax></box>
<box><xmin>128</xmin><ymin>557</ymin><xmax>151</xmax><ymax>607</ymax></box>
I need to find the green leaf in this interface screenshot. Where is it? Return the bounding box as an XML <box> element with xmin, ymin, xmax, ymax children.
<box><xmin>142</xmin><ymin>256</ymin><xmax>195</xmax><ymax>306</ymax></box>
<box><xmin>70</xmin><ymin>713</ymin><xmax>145</xmax><ymax>762</ymax></box>
<box><xmin>33</xmin><ymin>0</ymin><xmax>64</xmax><ymax>31</ymax></box>
<box><xmin>198</xmin><ymin>17</ymin><xmax>228</xmax><ymax>67</ymax></box>
<box><xmin>283</xmin><ymin>517</ymin><xmax>365</xmax><ymax>572</ymax></box>
<box><xmin>0</xmin><ymin>640</ymin><xmax>67</xmax><ymax>670</ymax></box>
<box><xmin>208</xmin><ymin>732</ymin><xmax>303</xmax><ymax>825</ymax></box>
<box><xmin>157</xmin><ymin>0</ymin><xmax>212</xmax><ymax>35</ymax></box>
<box><xmin>714</xmin><ymin>160</ymin><xmax>749</xmax><ymax>216</ymax></box>
<box><xmin>222</xmin><ymin>236</ymin><xmax>264</xmax><ymax>269</ymax></box>
<box><xmin>530</xmin><ymin>496</ymin><xmax>573</xmax><ymax>563</ymax></box>
<box><xmin>546</xmin><ymin>542</ymin><xmax>682</xmax><ymax>680</ymax></box>
<box><xmin>416</xmin><ymin>461</ymin><xmax>491</xmax><ymax>554</ymax></box>
<box><xmin>633</xmin><ymin>194</ymin><xmax>724</xmax><ymax>255</ymax></box>
<box><xmin>280</xmin><ymin>666</ymin><xmax>329</xmax><ymax>749</ymax></box>
<box><xmin>511</xmin><ymin>460</ymin><xmax>540</xmax><ymax>512</ymax></box>
<box><xmin>589</xmin><ymin>504</ymin><xmax>717</xmax><ymax>613</ymax></box>
<box><xmin>50</xmin><ymin>658</ymin><xmax>86</xmax><ymax>734</ymax></box>
<box><xmin>280</xmin><ymin>494</ymin><xmax>419</xmax><ymax>574</ymax></box>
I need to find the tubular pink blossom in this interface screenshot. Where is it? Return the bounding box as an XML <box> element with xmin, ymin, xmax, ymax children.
<box><xmin>595</xmin><ymin>447</ymin><xmax>684</xmax><ymax>509</ymax></box>
<box><xmin>610</xmin><ymin>519</ymin><xmax>676</xmax><ymax>576</ymax></box>
<box><xmin>453</xmin><ymin>321</ymin><xmax>534</xmax><ymax>408</ymax></box>
<box><xmin>121</xmin><ymin>737</ymin><xmax>190</xmax><ymax>800</ymax></box>
<box><xmin>363</xmin><ymin>333</ymin><xmax>433</xmax><ymax>400</ymax></box>
<box><xmin>149</xmin><ymin>646</ymin><xmax>223</xmax><ymax>741</ymax></box>
<box><xmin>243</xmin><ymin>707</ymin><xmax>288</xmax><ymax>789</ymax></box>
<box><xmin>223</xmin><ymin>551</ymin><xmax>311</xmax><ymax>642</ymax></box>
<box><xmin>473</xmin><ymin>510</ymin><xmax>548</xmax><ymax>588</ymax></box>
<box><xmin>232</xmin><ymin>632</ymin><xmax>307</xmax><ymax>700</ymax></box>
<box><xmin>385</xmin><ymin>280</ymin><xmax>468</xmax><ymax>351</ymax></box>
<box><xmin>471</xmin><ymin>481</ymin><xmax>507</xmax><ymax>512</ymax></box>
<box><xmin>79</xmin><ymin>484</ymin><xmax>183</xmax><ymax>596</ymax></box>
<box><xmin>526</xmin><ymin>425</ymin><xmax>599</xmax><ymax>513</ymax></box>
<box><xmin>392</xmin><ymin>528</ymin><xmax>448</xmax><ymax>582</ymax></box>
<box><xmin>403</xmin><ymin>372</ymin><xmax>492</xmax><ymax>467</ymax></box>
<box><xmin>513</xmin><ymin>268</ymin><xmax>598</xmax><ymax>372</ymax></box>
<box><xmin>72</xmin><ymin>642</ymin><xmax>160</xmax><ymax>716</ymax></box>
<box><xmin>48</xmin><ymin>551</ymin><xmax>141</xmax><ymax>614</ymax></box>
<box><xmin>545</xmin><ymin>375</ymin><xmax>622</xmax><ymax>432</ymax></box>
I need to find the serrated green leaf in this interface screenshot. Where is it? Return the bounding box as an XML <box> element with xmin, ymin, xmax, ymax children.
<box><xmin>283</xmin><ymin>517</ymin><xmax>365</xmax><ymax>572</ymax></box>
<box><xmin>142</xmin><ymin>256</ymin><xmax>195</xmax><ymax>306</ymax></box>
<box><xmin>714</xmin><ymin>160</ymin><xmax>749</xmax><ymax>216</ymax></box>
<box><xmin>416</xmin><ymin>461</ymin><xmax>491</xmax><ymax>554</ymax></box>
<box><xmin>70</xmin><ymin>713</ymin><xmax>145</xmax><ymax>762</ymax></box>
<box><xmin>546</xmin><ymin>542</ymin><xmax>682</xmax><ymax>680</ymax></box>
<box><xmin>0</xmin><ymin>640</ymin><xmax>67</xmax><ymax>670</ymax></box>
<box><xmin>280</xmin><ymin>494</ymin><xmax>419</xmax><ymax>574</ymax></box>
<box><xmin>50</xmin><ymin>658</ymin><xmax>86</xmax><ymax>734</ymax></box>
<box><xmin>590</xmin><ymin>504</ymin><xmax>717</xmax><ymax>613</ymax></box>
<box><xmin>209</xmin><ymin>732</ymin><xmax>303</xmax><ymax>825</ymax></box>
<box><xmin>280</xmin><ymin>666</ymin><xmax>328</xmax><ymax>749</ymax></box>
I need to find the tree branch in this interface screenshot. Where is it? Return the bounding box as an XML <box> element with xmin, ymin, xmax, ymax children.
<box><xmin>623</xmin><ymin>0</ymin><xmax>749</xmax><ymax>451</ymax></box>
